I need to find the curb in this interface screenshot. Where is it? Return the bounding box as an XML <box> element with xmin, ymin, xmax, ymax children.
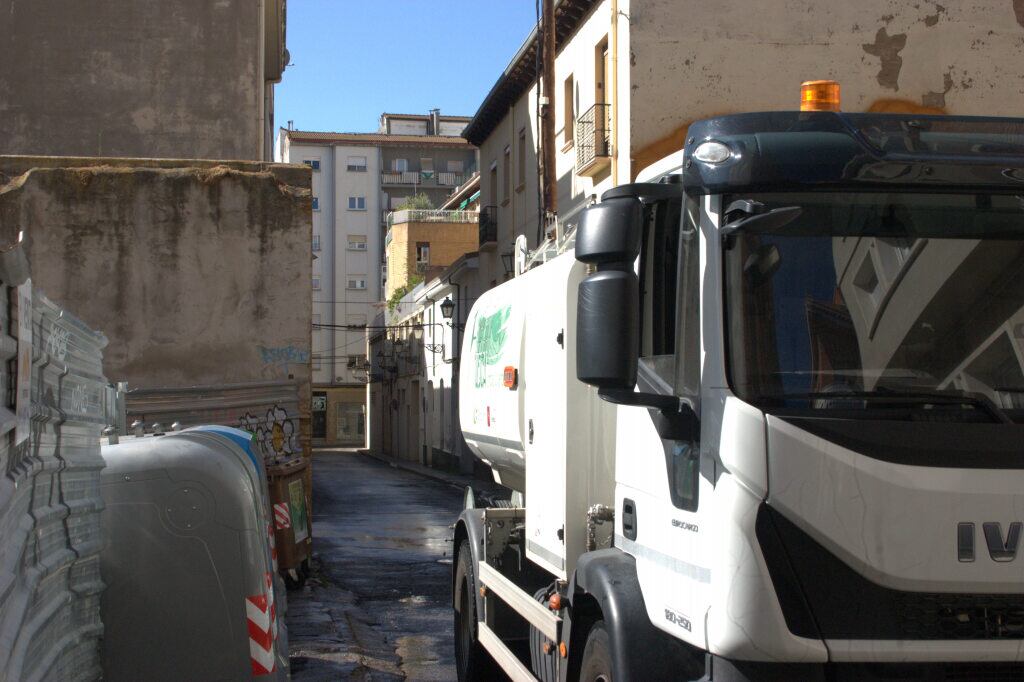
<box><xmin>357</xmin><ymin>450</ymin><xmax>510</xmax><ymax>506</ymax></box>
<box><xmin>358</xmin><ymin>449</ymin><xmax>470</xmax><ymax>491</ymax></box>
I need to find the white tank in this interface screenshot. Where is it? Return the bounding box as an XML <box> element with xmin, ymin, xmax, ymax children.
<box><xmin>460</xmin><ymin>250</ymin><xmax>615</xmax><ymax>577</ymax></box>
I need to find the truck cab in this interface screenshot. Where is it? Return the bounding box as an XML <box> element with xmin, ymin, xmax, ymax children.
<box><xmin>454</xmin><ymin>106</ymin><xmax>1024</xmax><ymax>681</ymax></box>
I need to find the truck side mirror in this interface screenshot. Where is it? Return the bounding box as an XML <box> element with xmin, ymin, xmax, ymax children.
<box><xmin>577</xmin><ymin>268</ymin><xmax>639</xmax><ymax>387</ymax></box>
<box><xmin>575</xmin><ymin>196</ymin><xmax>643</xmax><ymax>389</ymax></box>
<box><xmin>575</xmin><ymin>196</ymin><xmax>643</xmax><ymax>264</ymax></box>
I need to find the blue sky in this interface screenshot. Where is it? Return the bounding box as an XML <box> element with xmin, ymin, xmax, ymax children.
<box><xmin>277</xmin><ymin>1</ymin><xmax>539</xmax><ymax>134</ymax></box>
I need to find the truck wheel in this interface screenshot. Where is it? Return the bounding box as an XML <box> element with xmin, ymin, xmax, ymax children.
<box><xmin>579</xmin><ymin>621</ymin><xmax>613</xmax><ymax>682</ymax></box>
<box><xmin>454</xmin><ymin>540</ymin><xmax>501</xmax><ymax>681</ymax></box>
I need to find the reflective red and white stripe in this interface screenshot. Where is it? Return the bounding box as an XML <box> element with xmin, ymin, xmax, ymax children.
<box><xmin>246</xmin><ymin>573</ymin><xmax>277</xmax><ymax>676</ymax></box>
<box><xmin>273</xmin><ymin>502</ymin><xmax>291</xmax><ymax>530</ymax></box>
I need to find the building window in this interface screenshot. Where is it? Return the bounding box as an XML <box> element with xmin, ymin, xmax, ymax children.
<box><xmin>347</xmin><ymin>278</ymin><xmax>367</xmax><ymax>290</ymax></box>
<box><xmin>420</xmin><ymin>157</ymin><xmax>434</xmax><ymax>172</ymax></box>
<box><xmin>312</xmin><ymin>274</ymin><xmax>321</xmax><ymax>290</ymax></box>
<box><xmin>348</xmin><ymin>196</ymin><xmax>366</xmax><ymax>210</ymax></box>
<box><xmin>392</xmin><ymin>158</ymin><xmax>408</xmax><ymax>172</ymax></box>
<box><xmin>348</xmin><ymin>235</ymin><xmax>367</xmax><ymax>251</ymax></box>
<box><xmin>347</xmin><ymin>155</ymin><xmax>367</xmax><ymax>172</ymax></box>
<box><xmin>503</xmin><ymin>146</ymin><xmax>511</xmax><ymax>203</ymax></box>
<box><xmin>447</xmin><ymin>160</ymin><xmax>464</xmax><ymax>173</ymax></box>
<box><xmin>517</xmin><ymin>128</ymin><xmax>527</xmax><ymax>189</ymax></box>
<box><xmin>312</xmin><ymin>234</ymin><xmax>321</xmax><ymax>252</ymax></box>
<box><xmin>563</xmin><ymin>75</ymin><xmax>575</xmax><ymax>146</ymax></box>
<box><xmin>312</xmin><ymin>197</ymin><xmax>320</xmax><ymax>211</ymax></box>
<box><xmin>416</xmin><ymin>242</ymin><xmax>430</xmax><ymax>272</ymax></box>
<box><xmin>303</xmin><ymin>159</ymin><xmax>321</xmax><ymax>171</ymax></box>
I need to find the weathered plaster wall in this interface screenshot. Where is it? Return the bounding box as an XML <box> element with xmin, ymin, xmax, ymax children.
<box><xmin>0</xmin><ymin>157</ymin><xmax>311</xmax><ymax>401</ymax></box>
<box><xmin>0</xmin><ymin>0</ymin><xmax>270</xmax><ymax>160</ymax></box>
<box><xmin>629</xmin><ymin>0</ymin><xmax>1024</xmax><ymax>172</ymax></box>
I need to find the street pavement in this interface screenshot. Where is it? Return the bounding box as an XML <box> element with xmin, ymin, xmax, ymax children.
<box><xmin>286</xmin><ymin>449</ymin><xmax>469</xmax><ymax>681</ymax></box>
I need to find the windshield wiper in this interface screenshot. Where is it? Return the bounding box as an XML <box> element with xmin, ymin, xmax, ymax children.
<box><xmin>720</xmin><ymin>200</ymin><xmax>802</xmax><ymax>239</ymax></box>
<box><xmin>778</xmin><ymin>389</ymin><xmax>1013</xmax><ymax>424</ymax></box>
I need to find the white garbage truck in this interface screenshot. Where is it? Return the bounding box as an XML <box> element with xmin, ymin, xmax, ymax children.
<box><xmin>451</xmin><ymin>83</ymin><xmax>1024</xmax><ymax>681</ymax></box>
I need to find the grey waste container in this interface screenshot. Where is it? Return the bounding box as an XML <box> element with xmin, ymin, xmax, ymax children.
<box><xmin>99</xmin><ymin>426</ymin><xmax>290</xmax><ymax>681</ymax></box>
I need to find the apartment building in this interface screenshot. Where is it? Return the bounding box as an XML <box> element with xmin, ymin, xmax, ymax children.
<box><xmin>277</xmin><ymin>112</ymin><xmax>476</xmax><ymax>446</ymax></box>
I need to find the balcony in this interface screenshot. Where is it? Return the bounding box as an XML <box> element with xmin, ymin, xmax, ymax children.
<box><xmin>575</xmin><ymin>103</ymin><xmax>611</xmax><ymax>177</ymax></box>
<box><xmin>381</xmin><ymin>170</ymin><xmax>467</xmax><ymax>187</ymax></box>
<box><xmin>381</xmin><ymin>170</ymin><xmax>420</xmax><ymax>185</ymax></box>
<box><xmin>479</xmin><ymin>206</ymin><xmax>498</xmax><ymax>249</ymax></box>
<box><xmin>386</xmin><ymin>208</ymin><xmax>480</xmax><ymax>228</ymax></box>
<box><xmin>437</xmin><ymin>171</ymin><xmax>464</xmax><ymax>186</ymax></box>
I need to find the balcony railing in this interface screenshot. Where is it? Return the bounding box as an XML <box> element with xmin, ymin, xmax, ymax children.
<box><xmin>386</xmin><ymin>209</ymin><xmax>480</xmax><ymax>227</ymax></box>
<box><xmin>381</xmin><ymin>170</ymin><xmax>421</xmax><ymax>184</ymax></box>
<box><xmin>575</xmin><ymin>103</ymin><xmax>611</xmax><ymax>177</ymax></box>
<box><xmin>437</xmin><ymin>171</ymin><xmax>464</xmax><ymax>186</ymax></box>
<box><xmin>479</xmin><ymin>206</ymin><xmax>498</xmax><ymax>248</ymax></box>
<box><xmin>381</xmin><ymin>170</ymin><xmax>467</xmax><ymax>186</ymax></box>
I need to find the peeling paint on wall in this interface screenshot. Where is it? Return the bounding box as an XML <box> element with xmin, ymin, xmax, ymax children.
<box><xmin>1014</xmin><ymin>0</ymin><xmax>1024</xmax><ymax>29</ymax></box>
<box><xmin>921</xmin><ymin>71</ymin><xmax>955</xmax><ymax>108</ymax></box>
<box><xmin>862</xmin><ymin>27</ymin><xmax>908</xmax><ymax>91</ymax></box>
<box><xmin>923</xmin><ymin>3</ymin><xmax>947</xmax><ymax>27</ymax></box>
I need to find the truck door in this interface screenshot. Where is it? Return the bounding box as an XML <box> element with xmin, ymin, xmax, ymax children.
<box><xmin>614</xmin><ymin>193</ymin><xmax>711</xmax><ymax>650</ymax></box>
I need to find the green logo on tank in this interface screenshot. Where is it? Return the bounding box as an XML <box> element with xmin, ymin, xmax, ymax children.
<box><xmin>473</xmin><ymin>306</ymin><xmax>510</xmax><ymax>388</ymax></box>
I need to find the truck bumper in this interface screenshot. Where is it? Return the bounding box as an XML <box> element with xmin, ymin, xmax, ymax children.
<box><xmin>708</xmin><ymin>656</ymin><xmax>1024</xmax><ymax>681</ymax></box>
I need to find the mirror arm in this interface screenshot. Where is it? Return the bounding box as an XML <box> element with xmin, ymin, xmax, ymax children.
<box><xmin>599</xmin><ymin>389</ymin><xmax>700</xmax><ymax>441</ymax></box>
<box><xmin>598</xmin><ymin>388</ymin><xmax>682</xmax><ymax>412</ymax></box>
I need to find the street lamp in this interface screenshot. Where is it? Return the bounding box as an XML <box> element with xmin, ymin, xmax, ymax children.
<box><xmin>500</xmin><ymin>251</ymin><xmax>514</xmax><ymax>276</ymax></box>
<box><xmin>440</xmin><ymin>297</ymin><xmax>455</xmax><ymax>320</ymax></box>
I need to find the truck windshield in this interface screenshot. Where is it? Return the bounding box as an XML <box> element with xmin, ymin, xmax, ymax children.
<box><xmin>724</xmin><ymin>191</ymin><xmax>1024</xmax><ymax>423</ymax></box>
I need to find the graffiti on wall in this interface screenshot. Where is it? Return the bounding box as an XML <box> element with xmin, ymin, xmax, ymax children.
<box><xmin>258</xmin><ymin>345</ymin><xmax>310</xmax><ymax>377</ymax></box>
<box><xmin>239</xmin><ymin>404</ymin><xmax>300</xmax><ymax>461</ymax></box>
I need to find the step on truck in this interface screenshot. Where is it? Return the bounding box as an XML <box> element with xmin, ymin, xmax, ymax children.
<box><xmin>452</xmin><ymin>81</ymin><xmax>1024</xmax><ymax>681</ymax></box>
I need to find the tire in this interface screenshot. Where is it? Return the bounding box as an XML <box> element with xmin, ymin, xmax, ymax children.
<box><xmin>579</xmin><ymin>621</ymin><xmax>613</xmax><ymax>682</ymax></box>
<box><xmin>454</xmin><ymin>540</ymin><xmax>502</xmax><ymax>681</ymax></box>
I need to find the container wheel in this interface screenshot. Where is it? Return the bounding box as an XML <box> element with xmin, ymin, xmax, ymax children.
<box><xmin>454</xmin><ymin>540</ymin><xmax>501</xmax><ymax>681</ymax></box>
<box><xmin>284</xmin><ymin>567</ymin><xmax>306</xmax><ymax>590</ymax></box>
<box><xmin>579</xmin><ymin>621</ymin><xmax>613</xmax><ymax>682</ymax></box>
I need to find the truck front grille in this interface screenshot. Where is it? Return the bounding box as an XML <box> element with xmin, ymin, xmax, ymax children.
<box><xmin>897</xmin><ymin>594</ymin><xmax>1024</xmax><ymax>640</ymax></box>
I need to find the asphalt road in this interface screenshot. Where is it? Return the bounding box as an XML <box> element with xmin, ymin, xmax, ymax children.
<box><xmin>287</xmin><ymin>450</ymin><xmax>465</xmax><ymax>681</ymax></box>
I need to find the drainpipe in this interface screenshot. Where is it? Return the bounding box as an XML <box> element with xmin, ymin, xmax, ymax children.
<box><xmin>610</xmin><ymin>0</ymin><xmax>619</xmax><ymax>185</ymax></box>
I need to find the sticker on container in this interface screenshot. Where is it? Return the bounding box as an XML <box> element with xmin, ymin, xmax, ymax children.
<box><xmin>273</xmin><ymin>502</ymin><xmax>291</xmax><ymax>530</ymax></box>
<box><xmin>288</xmin><ymin>479</ymin><xmax>309</xmax><ymax>543</ymax></box>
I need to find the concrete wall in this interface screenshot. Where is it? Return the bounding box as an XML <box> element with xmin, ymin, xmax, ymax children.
<box><xmin>0</xmin><ymin>156</ymin><xmax>312</xmax><ymax>452</ymax></box>
<box><xmin>0</xmin><ymin>0</ymin><xmax>286</xmax><ymax>161</ymax></box>
<box><xmin>628</xmin><ymin>0</ymin><xmax>1024</xmax><ymax>173</ymax></box>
